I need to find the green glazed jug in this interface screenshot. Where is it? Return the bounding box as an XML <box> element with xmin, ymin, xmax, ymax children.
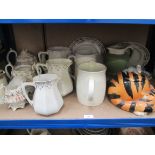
<box><xmin>105</xmin><ymin>46</ymin><xmax>133</xmax><ymax>75</ymax></box>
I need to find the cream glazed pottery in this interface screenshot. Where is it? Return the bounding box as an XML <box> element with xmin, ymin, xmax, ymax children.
<box><xmin>7</xmin><ymin>48</ymin><xmax>37</xmax><ymax>66</ymax></box>
<box><xmin>76</xmin><ymin>62</ymin><xmax>107</xmax><ymax>106</ymax></box>
<box><xmin>34</xmin><ymin>58</ymin><xmax>73</xmax><ymax>96</ymax></box>
<box><xmin>22</xmin><ymin>74</ymin><xmax>63</xmax><ymax>116</ymax></box>
<box><xmin>5</xmin><ymin>63</ymin><xmax>35</xmax><ymax>81</ymax></box>
<box><xmin>38</xmin><ymin>46</ymin><xmax>71</xmax><ymax>63</ymax></box>
<box><xmin>0</xmin><ymin>70</ymin><xmax>8</xmax><ymax>104</ymax></box>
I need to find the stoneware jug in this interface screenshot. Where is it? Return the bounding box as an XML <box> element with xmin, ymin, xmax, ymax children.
<box><xmin>22</xmin><ymin>74</ymin><xmax>64</xmax><ymax>116</ymax></box>
<box><xmin>7</xmin><ymin>48</ymin><xmax>37</xmax><ymax>66</ymax></box>
<box><xmin>76</xmin><ymin>62</ymin><xmax>107</xmax><ymax>106</ymax></box>
<box><xmin>38</xmin><ymin>46</ymin><xmax>71</xmax><ymax>63</ymax></box>
<box><xmin>34</xmin><ymin>58</ymin><xmax>73</xmax><ymax>96</ymax></box>
<box><xmin>105</xmin><ymin>46</ymin><xmax>133</xmax><ymax>75</ymax></box>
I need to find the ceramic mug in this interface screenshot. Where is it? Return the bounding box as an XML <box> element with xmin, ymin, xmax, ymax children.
<box><xmin>76</xmin><ymin>62</ymin><xmax>107</xmax><ymax>106</ymax></box>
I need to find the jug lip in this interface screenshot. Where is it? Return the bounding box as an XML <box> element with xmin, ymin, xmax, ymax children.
<box><xmin>33</xmin><ymin>74</ymin><xmax>58</xmax><ymax>82</ymax></box>
<box><xmin>78</xmin><ymin>62</ymin><xmax>107</xmax><ymax>73</ymax></box>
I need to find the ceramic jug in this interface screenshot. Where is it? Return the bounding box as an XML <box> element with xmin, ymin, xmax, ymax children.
<box><xmin>7</xmin><ymin>48</ymin><xmax>37</xmax><ymax>66</ymax></box>
<box><xmin>105</xmin><ymin>46</ymin><xmax>133</xmax><ymax>75</ymax></box>
<box><xmin>22</xmin><ymin>74</ymin><xmax>63</xmax><ymax>116</ymax></box>
<box><xmin>68</xmin><ymin>52</ymin><xmax>97</xmax><ymax>77</ymax></box>
<box><xmin>5</xmin><ymin>63</ymin><xmax>35</xmax><ymax>81</ymax></box>
<box><xmin>38</xmin><ymin>46</ymin><xmax>71</xmax><ymax>63</ymax></box>
<box><xmin>34</xmin><ymin>58</ymin><xmax>73</xmax><ymax>96</ymax></box>
<box><xmin>76</xmin><ymin>62</ymin><xmax>107</xmax><ymax>106</ymax></box>
<box><xmin>0</xmin><ymin>70</ymin><xmax>8</xmax><ymax>104</ymax></box>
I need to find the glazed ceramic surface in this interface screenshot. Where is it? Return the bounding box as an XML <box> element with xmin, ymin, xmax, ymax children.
<box><xmin>38</xmin><ymin>46</ymin><xmax>71</xmax><ymax>63</ymax></box>
<box><xmin>68</xmin><ymin>52</ymin><xmax>97</xmax><ymax>77</ymax></box>
<box><xmin>5</xmin><ymin>63</ymin><xmax>35</xmax><ymax>81</ymax></box>
<box><xmin>22</xmin><ymin>74</ymin><xmax>63</xmax><ymax>116</ymax></box>
<box><xmin>34</xmin><ymin>59</ymin><xmax>73</xmax><ymax>96</ymax></box>
<box><xmin>106</xmin><ymin>42</ymin><xmax>150</xmax><ymax>67</ymax></box>
<box><xmin>107</xmin><ymin>69</ymin><xmax>155</xmax><ymax>115</ymax></box>
<box><xmin>69</xmin><ymin>37</ymin><xmax>106</xmax><ymax>62</ymax></box>
<box><xmin>76</xmin><ymin>62</ymin><xmax>107</xmax><ymax>106</ymax></box>
<box><xmin>0</xmin><ymin>70</ymin><xmax>8</xmax><ymax>104</ymax></box>
<box><xmin>7</xmin><ymin>48</ymin><xmax>37</xmax><ymax>66</ymax></box>
<box><xmin>105</xmin><ymin>46</ymin><xmax>131</xmax><ymax>74</ymax></box>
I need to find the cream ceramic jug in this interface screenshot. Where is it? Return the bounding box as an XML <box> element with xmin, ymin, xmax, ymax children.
<box><xmin>5</xmin><ymin>63</ymin><xmax>35</xmax><ymax>81</ymax></box>
<box><xmin>38</xmin><ymin>46</ymin><xmax>71</xmax><ymax>63</ymax></box>
<box><xmin>22</xmin><ymin>74</ymin><xmax>63</xmax><ymax>116</ymax></box>
<box><xmin>34</xmin><ymin>58</ymin><xmax>73</xmax><ymax>96</ymax></box>
<box><xmin>7</xmin><ymin>48</ymin><xmax>37</xmax><ymax>66</ymax></box>
<box><xmin>76</xmin><ymin>62</ymin><xmax>107</xmax><ymax>106</ymax></box>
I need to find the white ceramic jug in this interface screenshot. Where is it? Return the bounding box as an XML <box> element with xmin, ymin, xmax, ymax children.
<box><xmin>38</xmin><ymin>46</ymin><xmax>71</xmax><ymax>63</ymax></box>
<box><xmin>5</xmin><ymin>63</ymin><xmax>35</xmax><ymax>81</ymax></box>
<box><xmin>34</xmin><ymin>58</ymin><xmax>73</xmax><ymax>96</ymax></box>
<box><xmin>7</xmin><ymin>48</ymin><xmax>37</xmax><ymax>66</ymax></box>
<box><xmin>22</xmin><ymin>74</ymin><xmax>63</xmax><ymax>116</ymax></box>
<box><xmin>76</xmin><ymin>62</ymin><xmax>107</xmax><ymax>106</ymax></box>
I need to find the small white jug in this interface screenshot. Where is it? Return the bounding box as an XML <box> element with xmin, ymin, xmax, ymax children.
<box><xmin>22</xmin><ymin>74</ymin><xmax>63</xmax><ymax>116</ymax></box>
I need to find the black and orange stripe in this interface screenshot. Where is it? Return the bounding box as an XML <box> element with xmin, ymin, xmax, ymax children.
<box><xmin>108</xmin><ymin>72</ymin><xmax>155</xmax><ymax>113</ymax></box>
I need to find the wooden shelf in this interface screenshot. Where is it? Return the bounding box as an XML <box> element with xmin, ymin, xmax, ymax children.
<box><xmin>0</xmin><ymin>93</ymin><xmax>155</xmax><ymax>120</ymax></box>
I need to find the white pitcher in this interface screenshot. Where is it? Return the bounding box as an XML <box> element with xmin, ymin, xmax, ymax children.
<box><xmin>22</xmin><ymin>74</ymin><xmax>63</xmax><ymax>116</ymax></box>
<box><xmin>34</xmin><ymin>58</ymin><xmax>73</xmax><ymax>96</ymax></box>
<box><xmin>76</xmin><ymin>62</ymin><xmax>107</xmax><ymax>106</ymax></box>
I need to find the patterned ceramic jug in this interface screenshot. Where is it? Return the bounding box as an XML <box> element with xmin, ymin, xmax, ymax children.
<box><xmin>22</xmin><ymin>74</ymin><xmax>63</xmax><ymax>116</ymax></box>
<box><xmin>6</xmin><ymin>48</ymin><xmax>37</xmax><ymax>66</ymax></box>
<box><xmin>34</xmin><ymin>58</ymin><xmax>73</xmax><ymax>96</ymax></box>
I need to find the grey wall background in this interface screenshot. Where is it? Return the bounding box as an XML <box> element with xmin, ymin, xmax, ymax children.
<box><xmin>12</xmin><ymin>24</ymin><xmax>150</xmax><ymax>54</ymax></box>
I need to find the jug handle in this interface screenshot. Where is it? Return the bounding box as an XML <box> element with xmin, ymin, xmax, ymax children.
<box><xmin>5</xmin><ymin>63</ymin><xmax>13</xmax><ymax>79</ymax></box>
<box><xmin>68</xmin><ymin>55</ymin><xmax>76</xmax><ymax>80</ymax></box>
<box><xmin>6</xmin><ymin>48</ymin><xmax>17</xmax><ymax>64</ymax></box>
<box><xmin>38</xmin><ymin>51</ymin><xmax>48</xmax><ymax>63</ymax></box>
<box><xmin>88</xmin><ymin>78</ymin><xmax>95</xmax><ymax>102</ymax></box>
<box><xmin>68</xmin><ymin>55</ymin><xmax>75</xmax><ymax>61</ymax></box>
<box><xmin>34</xmin><ymin>63</ymin><xmax>48</xmax><ymax>75</ymax></box>
<box><xmin>22</xmin><ymin>82</ymin><xmax>35</xmax><ymax>106</ymax></box>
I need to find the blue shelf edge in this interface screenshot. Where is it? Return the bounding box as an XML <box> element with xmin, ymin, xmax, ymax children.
<box><xmin>0</xmin><ymin>118</ymin><xmax>155</xmax><ymax>129</ymax></box>
<box><xmin>0</xmin><ymin>19</ymin><xmax>155</xmax><ymax>24</ymax></box>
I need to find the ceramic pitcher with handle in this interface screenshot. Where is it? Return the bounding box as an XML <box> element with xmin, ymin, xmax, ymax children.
<box><xmin>38</xmin><ymin>46</ymin><xmax>71</xmax><ymax>63</ymax></box>
<box><xmin>22</xmin><ymin>74</ymin><xmax>63</xmax><ymax>116</ymax></box>
<box><xmin>34</xmin><ymin>58</ymin><xmax>73</xmax><ymax>96</ymax></box>
<box><xmin>76</xmin><ymin>62</ymin><xmax>107</xmax><ymax>106</ymax></box>
<box><xmin>7</xmin><ymin>48</ymin><xmax>37</xmax><ymax>66</ymax></box>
